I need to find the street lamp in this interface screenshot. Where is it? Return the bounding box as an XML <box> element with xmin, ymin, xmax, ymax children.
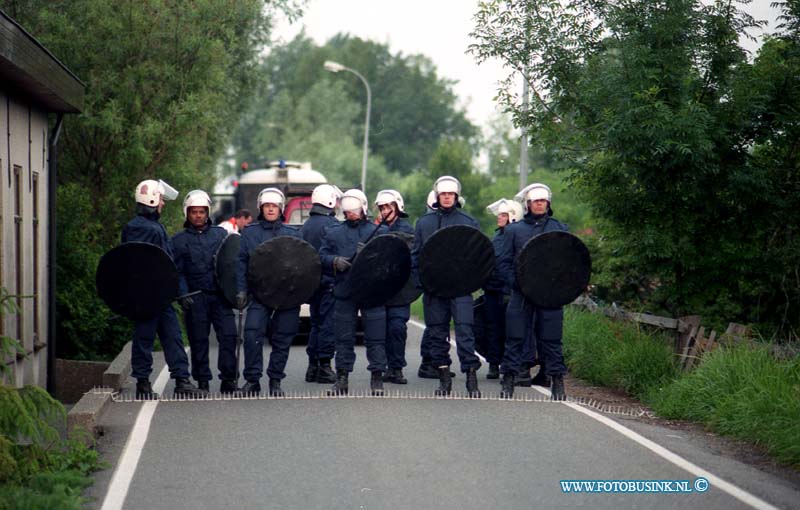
<box><xmin>324</xmin><ymin>60</ymin><xmax>371</xmax><ymax>193</ymax></box>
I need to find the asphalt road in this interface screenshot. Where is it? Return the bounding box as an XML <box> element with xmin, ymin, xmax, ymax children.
<box><xmin>86</xmin><ymin>321</ymin><xmax>800</xmax><ymax>510</ymax></box>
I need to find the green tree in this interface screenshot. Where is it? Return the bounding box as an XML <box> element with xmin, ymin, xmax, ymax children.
<box><xmin>232</xmin><ymin>33</ymin><xmax>477</xmax><ymax>175</ymax></box>
<box><xmin>470</xmin><ymin>1</ymin><xmax>800</xmax><ymax>336</ymax></box>
<box><xmin>3</xmin><ymin>0</ymin><xmax>298</xmax><ymax>358</ymax></box>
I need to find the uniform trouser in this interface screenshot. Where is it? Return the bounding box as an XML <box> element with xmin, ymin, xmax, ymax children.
<box><xmin>423</xmin><ymin>294</ymin><xmax>481</xmax><ymax>372</ymax></box>
<box><xmin>132</xmin><ymin>305</ymin><xmax>190</xmax><ymax>380</ymax></box>
<box><xmin>307</xmin><ymin>286</ymin><xmax>336</xmax><ymax>362</ymax></box>
<box><xmin>483</xmin><ymin>291</ymin><xmax>507</xmax><ymax>365</ymax></box>
<box><xmin>385</xmin><ymin>304</ymin><xmax>410</xmax><ymax>369</ymax></box>
<box><xmin>334</xmin><ymin>299</ymin><xmax>386</xmax><ymax>373</ymax></box>
<box><xmin>420</xmin><ymin>327</ymin><xmax>432</xmax><ymax>363</ymax></box>
<box><xmin>502</xmin><ymin>291</ymin><xmax>566</xmax><ymax>377</ymax></box>
<box><xmin>243</xmin><ymin>301</ymin><xmax>300</xmax><ymax>382</ymax></box>
<box><xmin>184</xmin><ymin>292</ymin><xmax>237</xmax><ymax>382</ymax></box>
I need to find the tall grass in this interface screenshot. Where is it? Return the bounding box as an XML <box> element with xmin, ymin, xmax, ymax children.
<box><xmin>564</xmin><ymin>308</ymin><xmax>800</xmax><ymax>467</ymax></box>
<box><xmin>563</xmin><ymin>309</ymin><xmax>678</xmax><ymax>400</ymax></box>
<box><xmin>649</xmin><ymin>346</ymin><xmax>800</xmax><ymax>467</ymax></box>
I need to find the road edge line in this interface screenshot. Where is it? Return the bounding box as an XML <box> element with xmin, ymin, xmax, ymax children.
<box><xmin>531</xmin><ymin>386</ymin><xmax>780</xmax><ymax>510</ymax></box>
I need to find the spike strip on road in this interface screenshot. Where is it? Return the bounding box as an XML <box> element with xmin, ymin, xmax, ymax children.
<box><xmin>97</xmin><ymin>388</ymin><xmax>654</xmax><ymax>418</ymax></box>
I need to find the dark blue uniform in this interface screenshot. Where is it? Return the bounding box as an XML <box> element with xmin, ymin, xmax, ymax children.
<box><xmin>122</xmin><ymin>212</ymin><xmax>191</xmax><ymax>381</ymax></box>
<box><xmin>238</xmin><ymin>219</ymin><xmax>302</xmax><ymax>383</ymax></box>
<box><xmin>172</xmin><ymin>224</ymin><xmax>237</xmax><ymax>383</ymax></box>
<box><xmin>385</xmin><ymin>218</ymin><xmax>414</xmax><ymax>371</ymax></box>
<box><xmin>300</xmin><ymin>205</ymin><xmax>339</xmax><ymax>365</ymax></box>
<box><xmin>497</xmin><ymin>212</ymin><xmax>569</xmax><ymax>377</ymax></box>
<box><xmin>411</xmin><ymin>207</ymin><xmax>482</xmax><ymax>372</ymax></box>
<box><xmin>482</xmin><ymin>226</ymin><xmax>509</xmax><ymax>367</ymax></box>
<box><xmin>320</xmin><ymin>219</ymin><xmax>389</xmax><ymax>373</ymax></box>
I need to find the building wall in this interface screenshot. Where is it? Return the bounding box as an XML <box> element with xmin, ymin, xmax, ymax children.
<box><xmin>0</xmin><ymin>91</ymin><xmax>50</xmax><ymax>388</ymax></box>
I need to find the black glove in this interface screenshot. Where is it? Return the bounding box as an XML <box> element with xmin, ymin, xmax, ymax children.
<box><xmin>236</xmin><ymin>292</ymin><xmax>248</xmax><ymax>311</ymax></box>
<box><xmin>178</xmin><ymin>296</ymin><xmax>194</xmax><ymax>311</ymax></box>
<box><xmin>333</xmin><ymin>257</ymin><xmax>352</xmax><ymax>273</ymax></box>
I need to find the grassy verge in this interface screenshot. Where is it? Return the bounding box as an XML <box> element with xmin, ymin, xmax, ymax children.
<box><xmin>564</xmin><ymin>308</ymin><xmax>800</xmax><ymax>468</ymax></box>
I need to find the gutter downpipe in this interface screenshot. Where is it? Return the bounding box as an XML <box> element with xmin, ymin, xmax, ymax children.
<box><xmin>46</xmin><ymin>113</ymin><xmax>63</xmax><ymax>395</ymax></box>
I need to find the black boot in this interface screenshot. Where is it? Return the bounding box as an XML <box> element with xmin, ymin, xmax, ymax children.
<box><xmin>550</xmin><ymin>375</ymin><xmax>566</xmax><ymax>401</ymax></box>
<box><xmin>487</xmin><ymin>364</ymin><xmax>500</xmax><ymax>379</ymax></box>
<box><xmin>135</xmin><ymin>379</ymin><xmax>158</xmax><ymax>400</ymax></box>
<box><xmin>316</xmin><ymin>360</ymin><xmax>337</xmax><ymax>384</ymax></box>
<box><xmin>419</xmin><ymin>363</ymin><xmax>455</xmax><ymax>379</ymax></box>
<box><xmin>515</xmin><ymin>368</ymin><xmax>533</xmax><ymax>387</ymax></box>
<box><xmin>174</xmin><ymin>378</ymin><xmax>208</xmax><ymax>398</ymax></box>
<box><xmin>531</xmin><ymin>367</ymin><xmax>551</xmax><ymax>387</ymax></box>
<box><xmin>305</xmin><ymin>361</ymin><xmax>319</xmax><ymax>383</ymax></box>
<box><xmin>383</xmin><ymin>368</ymin><xmax>408</xmax><ymax>384</ymax></box>
<box><xmin>434</xmin><ymin>366</ymin><xmax>452</xmax><ymax>396</ymax></box>
<box><xmin>417</xmin><ymin>362</ymin><xmax>439</xmax><ymax>379</ymax></box>
<box><xmin>197</xmin><ymin>380</ymin><xmax>210</xmax><ymax>392</ymax></box>
<box><xmin>240</xmin><ymin>381</ymin><xmax>261</xmax><ymax>396</ymax></box>
<box><xmin>500</xmin><ymin>373</ymin><xmax>515</xmax><ymax>399</ymax></box>
<box><xmin>328</xmin><ymin>369</ymin><xmax>349</xmax><ymax>396</ymax></box>
<box><xmin>219</xmin><ymin>379</ymin><xmax>238</xmax><ymax>394</ymax></box>
<box><xmin>269</xmin><ymin>379</ymin><xmax>285</xmax><ymax>397</ymax></box>
<box><xmin>371</xmin><ymin>371</ymin><xmax>385</xmax><ymax>396</ymax></box>
<box><xmin>466</xmin><ymin>368</ymin><xmax>481</xmax><ymax>398</ymax></box>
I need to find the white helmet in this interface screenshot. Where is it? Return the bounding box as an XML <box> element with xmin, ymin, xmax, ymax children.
<box><xmin>258</xmin><ymin>187</ymin><xmax>285</xmax><ymax>212</ymax></box>
<box><xmin>426</xmin><ymin>190</ymin><xmax>438</xmax><ymax>210</ymax></box>
<box><xmin>515</xmin><ymin>183</ymin><xmax>552</xmax><ymax>204</ymax></box>
<box><xmin>183</xmin><ymin>190</ymin><xmax>212</xmax><ymax>219</ymax></box>
<box><xmin>375</xmin><ymin>189</ymin><xmax>405</xmax><ymax>213</ymax></box>
<box><xmin>487</xmin><ymin>198</ymin><xmax>524</xmax><ymax>223</ymax></box>
<box><xmin>341</xmin><ymin>189</ymin><xmax>368</xmax><ymax>216</ymax></box>
<box><xmin>311</xmin><ymin>184</ymin><xmax>342</xmax><ymax>209</ymax></box>
<box><xmin>135</xmin><ymin>179</ymin><xmax>179</xmax><ymax>207</ymax></box>
<box><xmin>433</xmin><ymin>175</ymin><xmax>461</xmax><ymax>196</ymax></box>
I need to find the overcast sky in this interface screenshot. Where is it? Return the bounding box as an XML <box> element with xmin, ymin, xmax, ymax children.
<box><xmin>274</xmin><ymin>1</ymin><xmax>781</xmax><ymax>132</ymax></box>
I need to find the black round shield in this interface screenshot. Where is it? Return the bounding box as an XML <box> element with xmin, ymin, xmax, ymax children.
<box><xmin>385</xmin><ymin>231</ymin><xmax>421</xmax><ymax>306</ymax></box>
<box><xmin>214</xmin><ymin>234</ymin><xmax>241</xmax><ymax>308</ymax></box>
<box><xmin>247</xmin><ymin>236</ymin><xmax>321</xmax><ymax>309</ymax></box>
<box><xmin>96</xmin><ymin>242</ymin><xmax>179</xmax><ymax>321</ymax></box>
<box><xmin>340</xmin><ymin>235</ymin><xmax>411</xmax><ymax>308</ymax></box>
<box><xmin>516</xmin><ymin>231</ymin><xmax>592</xmax><ymax>308</ymax></box>
<box><xmin>419</xmin><ymin>225</ymin><xmax>495</xmax><ymax>298</ymax></box>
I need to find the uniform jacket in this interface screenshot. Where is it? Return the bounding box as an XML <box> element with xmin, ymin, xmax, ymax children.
<box><xmin>483</xmin><ymin>226</ymin><xmax>508</xmax><ymax>293</ymax></box>
<box><xmin>237</xmin><ymin>219</ymin><xmax>302</xmax><ymax>293</ymax></box>
<box><xmin>172</xmin><ymin>224</ymin><xmax>229</xmax><ymax>292</ymax></box>
<box><xmin>301</xmin><ymin>206</ymin><xmax>340</xmax><ymax>285</ymax></box>
<box><xmin>388</xmin><ymin>217</ymin><xmax>414</xmax><ymax>235</ymax></box>
<box><xmin>319</xmin><ymin>218</ymin><xmax>388</xmax><ymax>292</ymax></box>
<box><xmin>497</xmin><ymin>212</ymin><xmax>569</xmax><ymax>292</ymax></box>
<box><xmin>122</xmin><ymin>212</ymin><xmax>188</xmax><ymax>295</ymax></box>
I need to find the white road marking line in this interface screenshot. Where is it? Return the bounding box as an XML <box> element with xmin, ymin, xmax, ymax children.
<box><xmin>408</xmin><ymin>319</ymin><xmax>487</xmax><ymax>363</ymax></box>
<box><xmin>100</xmin><ymin>350</ymin><xmax>183</xmax><ymax>510</ymax></box>
<box><xmin>532</xmin><ymin>387</ymin><xmax>779</xmax><ymax>510</ymax></box>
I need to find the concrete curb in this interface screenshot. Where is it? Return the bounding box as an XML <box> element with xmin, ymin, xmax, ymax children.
<box><xmin>67</xmin><ymin>388</ymin><xmax>114</xmax><ymax>444</ymax></box>
<box><xmin>103</xmin><ymin>341</ymin><xmax>132</xmax><ymax>391</ymax></box>
<box><xmin>67</xmin><ymin>341</ymin><xmax>131</xmax><ymax>444</ymax></box>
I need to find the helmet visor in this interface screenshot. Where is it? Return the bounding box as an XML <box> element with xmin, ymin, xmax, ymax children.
<box><xmin>159</xmin><ymin>180</ymin><xmax>179</xmax><ymax>201</ymax></box>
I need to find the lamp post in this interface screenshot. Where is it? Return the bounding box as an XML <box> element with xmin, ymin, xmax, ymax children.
<box><xmin>324</xmin><ymin>60</ymin><xmax>371</xmax><ymax>193</ymax></box>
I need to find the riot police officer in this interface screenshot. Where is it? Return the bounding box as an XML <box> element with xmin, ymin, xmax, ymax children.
<box><xmin>319</xmin><ymin>189</ymin><xmax>389</xmax><ymax>396</ymax></box>
<box><xmin>375</xmin><ymin>190</ymin><xmax>414</xmax><ymax>385</ymax></box>
<box><xmin>411</xmin><ymin>176</ymin><xmax>482</xmax><ymax>397</ymax></box>
<box><xmin>300</xmin><ymin>184</ymin><xmax>342</xmax><ymax>385</ymax></box>
<box><xmin>123</xmin><ymin>179</ymin><xmax>205</xmax><ymax>399</ymax></box>
<box><xmin>237</xmin><ymin>188</ymin><xmax>303</xmax><ymax>396</ymax></box>
<box><xmin>497</xmin><ymin>183</ymin><xmax>569</xmax><ymax>400</ymax></box>
<box><xmin>483</xmin><ymin>198</ymin><xmax>523</xmax><ymax>379</ymax></box>
<box><xmin>172</xmin><ymin>190</ymin><xmax>238</xmax><ymax>394</ymax></box>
